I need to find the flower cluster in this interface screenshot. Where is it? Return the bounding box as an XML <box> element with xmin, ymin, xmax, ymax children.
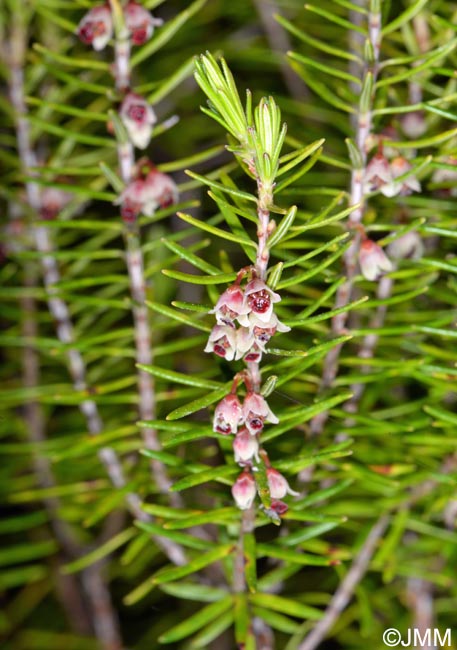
<box><xmin>364</xmin><ymin>152</ymin><xmax>421</xmax><ymax>198</ymax></box>
<box><xmin>115</xmin><ymin>161</ymin><xmax>178</xmax><ymax>222</ymax></box>
<box><xmin>207</xmin><ymin>269</ymin><xmax>297</xmax><ymax>516</ymax></box>
<box><xmin>77</xmin><ymin>2</ymin><xmax>161</xmax><ymax>51</ymax></box>
<box><xmin>205</xmin><ymin>272</ymin><xmax>290</xmax><ymax>364</ymax></box>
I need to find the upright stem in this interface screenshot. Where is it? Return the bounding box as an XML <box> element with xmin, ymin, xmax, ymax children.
<box><xmin>310</xmin><ymin>0</ymin><xmax>381</xmax><ymax>434</ymax></box>
<box><xmin>8</xmin><ymin>14</ymin><xmax>186</xmax><ymax>568</ymax></box>
<box><xmin>297</xmin><ymin>515</ymin><xmax>389</xmax><ymax>650</ymax></box>
<box><xmin>110</xmin><ymin>1</ymin><xmax>178</xmax><ymax>500</ymax></box>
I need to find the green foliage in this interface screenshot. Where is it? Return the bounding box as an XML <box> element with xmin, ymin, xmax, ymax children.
<box><xmin>2</xmin><ymin>0</ymin><xmax>457</xmax><ymax>649</ymax></box>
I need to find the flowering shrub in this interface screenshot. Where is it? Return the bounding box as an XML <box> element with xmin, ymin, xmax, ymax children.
<box><xmin>2</xmin><ymin>1</ymin><xmax>457</xmax><ymax>649</ymax></box>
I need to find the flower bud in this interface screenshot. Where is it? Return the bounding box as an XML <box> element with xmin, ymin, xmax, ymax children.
<box><xmin>358</xmin><ymin>239</ymin><xmax>393</xmax><ymax>281</ymax></box>
<box><xmin>120</xmin><ymin>93</ymin><xmax>157</xmax><ymax>149</ymax></box>
<box><xmin>233</xmin><ymin>429</ymin><xmax>260</xmax><ymax>464</ymax></box>
<box><xmin>213</xmin><ymin>394</ymin><xmax>243</xmax><ymax>435</ymax></box>
<box><xmin>125</xmin><ymin>1</ymin><xmax>162</xmax><ymax>46</ymax></box>
<box><xmin>77</xmin><ymin>4</ymin><xmax>113</xmax><ymax>51</ymax></box>
<box><xmin>232</xmin><ymin>471</ymin><xmax>256</xmax><ymax>510</ymax></box>
<box><xmin>267</xmin><ymin>468</ymin><xmax>299</xmax><ymax>499</ymax></box>
<box><xmin>242</xmin><ymin>392</ymin><xmax>278</xmax><ymax>435</ymax></box>
<box><xmin>204</xmin><ymin>325</ymin><xmax>237</xmax><ymax>361</ymax></box>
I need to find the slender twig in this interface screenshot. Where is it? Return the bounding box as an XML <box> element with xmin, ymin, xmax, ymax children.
<box><xmin>310</xmin><ymin>2</ymin><xmax>382</xmax><ymax>435</ymax></box>
<box><xmin>8</xmin><ymin>16</ymin><xmax>186</xmax><ymax>568</ymax></box>
<box><xmin>297</xmin><ymin>515</ymin><xmax>389</xmax><ymax>650</ymax></box>
<box><xmin>109</xmin><ymin>0</ymin><xmax>180</xmax><ymax>502</ymax></box>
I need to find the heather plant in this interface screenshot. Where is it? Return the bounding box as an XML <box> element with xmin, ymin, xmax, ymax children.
<box><xmin>2</xmin><ymin>1</ymin><xmax>457</xmax><ymax>650</ymax></box>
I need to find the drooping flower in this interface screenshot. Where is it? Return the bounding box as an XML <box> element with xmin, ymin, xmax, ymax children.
<box><xmin>114</xmin><ymin>168</ymin><xmax>178</xmax><ymax>221</ymax></box>
<box><xmin>267</xmin><ymin>468</ymin><xmax>299</xmax><ymax>499</ymax></box>
<box><xmin>358</xmin><ymin>239</ymin><xmax>393</xmax><ymax>281</ymax></box>
<box><xmin>401</xmin><ymin>111</ymin><xmax>426</xmax><ymax>139</ymax></box>
<box><xmin>249</xmin><ymin>312</ymin><xmax>291</xmax><ymax>341</ymax></box>
<box><xmin>120</xmin><ymin>93</ymin><xmax>157</xmax><ymax>149</ymax></box>
<box><xmin>232</xmin><ymin>471</ymin><xmax>257</xmax><ymax>510</ymax></box>
<box><xmin>125</xmin><ymin>1</ymin><xmax>162</xmax><ymax>46</ymax></box>
<box><xmin>210</xmin><ymin>284</ymin><xmax>250</xmax><ymax>326</ymax></box>
<box><xmin>77</xmin><ymin>4</ymin><xmax>113</xmax><ymax>51</ymax></box>
<box><xmin>364</xmin><ymin>153</ymin><xmax>392</xmax><ymax>195</ymax></box>
<box><xmin>387</xmin><ymin>231</ymin><xmax>424</xmax><ymax>261</ymax></box>
<box><xmin>244</xmin><ymin>278</ymin><xmax>281</xmax><ymax>323</ymax></box>
<box><xmin>40</xmin><ymin>187</ymin><xmax>73</xmax><ymax>220</ymax></box>
<box><xmin>234</xmin><ymin>327</ymin><xmax>256</xmax><ymax>360</ymax></box>
<box><xmin>204</xmin><ymin>325</ymin><xmax>237</xmax><ymax>361</ymax></box>
<box><xmin>115</xmin><ymin>179</ymin><xmax>147</xmax><ymax>221</ymax></box>
<box><xmin>242</xmin><ymin>392</ymin><xmax>278</xmax><ymax>436</ymax></box>
<box><xmin>431</xmin><ymin>158</ymin><xmax>457</xmax><ymax>196</ymax></box>
<box><xmin>233</xmin><ymin>428</ymin><xmax>260</xmax><ymax>464</ymax></box>
<box><xmin>389</xmin><ymin>156</ymin><xmax>421</xmax><ymax>196</ymax></box>
<box><xmin>213</xmin><ymin>394</ymin><xmax>243</xmax><ymax>435</ymax></box>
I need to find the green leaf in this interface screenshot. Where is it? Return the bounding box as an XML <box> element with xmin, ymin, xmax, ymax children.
<box><xmin>249</xmin><ymin>593</ymin><xmax>322</xmax><ymax>620</ymax></box>
<box><xmin>170</xmin><ymin>465</ymin><xmax>238</xmax><ymax>492</ymax></box>
<box><xmin>152</xmin><ymin>544</ymin><xmax>234</xmax><ymax>585</ymax></box>
<box><xmin>234</xmin><ymin>593</ymin><xmax>249</xmax><ymax>645</ymax></box>
<box><xmin>268</xmin><ymin>206</ymin><xmax>297</xmax><ymax>248</ymax></box>
<box><xmin>165</xmin><ymin>386</ymin><xmax>230</xmax><ymax>421</ymax></box>
<box><xmin>63</xmin><ymin>529</ymin><xmax>136</xmax><ymax>574</ymax></box>
<box><xmin>159</xmin><ymin>596</ymin><xmax>233</xmax><ymax>643</ymax></box>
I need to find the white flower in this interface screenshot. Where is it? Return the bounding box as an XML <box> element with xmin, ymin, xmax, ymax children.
<box><xmin>77</xmin><ymin>5</ymin><xmax>113</xmax><ymax>51</ymax></box>
<box><xmin>232</xmin><ymin>471</ymin><xmax>257</xmax><ymax>510</ymax></box>
<box><xmin>120</xmin><ymin>93</ymin><xmax>157</xmax><ymax>149</ymax></box>
<box><xmin>267</xmin><ymin>468</ymin><xmax>299</xmax><ymax>499</ymax></box>
<box><xmin>204</xmin><ymin>325</ymin><xmax>237</xmax><ymax>361</ymax></box>
<box><xmin>244</xmin><ymin>278</ymin><xmax>281</xmax><ymax>323</ymax></box>
<box><xmin>364</xmin><ymin>153</ymin><xmax>392</xmax><ymax>195</ymax></box>
<box><xmin>359</xmin><ymin>239</ymin><xmax>393</xmax><ymax>281</ymax></box>
<box><xmin>387</xmin><ymin>231</ymin><xmax>424</xmax><ymax>261</ymax></box>
<box><xmin>389</xmin><ymin>157</ymin><xmax>421</xmax><ymax>196</ymax></box>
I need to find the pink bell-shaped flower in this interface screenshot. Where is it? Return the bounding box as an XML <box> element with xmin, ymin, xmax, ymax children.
<box><xmin>387</xmin><ymin>231</ymin><xmax>423</xmax><ymax>261</ymax></box>
<box><xmin>389</xmin><ymin>156</ymin><xmax>421</xmax><ymax>196</ymax></box>
<box><xmin>125</xmin><ymin>1</ymin><xmax>162</xmax><ymax>46</ymax></box>
<box><xmin>233</xmin><ymin>428</ymin><xmax>260</xmax><ymax>464</ymax></box>
<box><xmin>120</xmin><ymin>93</ymin><xmax>157</xmax><ymax>149</ymax></box>
<box><xmin>364</xmin><ymin>153</ymin><xmax>392</xmax><ymax>195</ymax></box>
<box><xmin>242</xmin><ymin>392</ymin><xmax>278</xmax><ymax>436</ymax></box>
<box><xmin>204</xmin><ymin>325</ymin><xmax>237</xmax><ymax>361</ymax></box>
<box><xmin>232</xmin><ymin>471</ymin><xmax>257</xmax><ymax>510</ymax></box>
<box><xmin>213</xmin><ymin>394</ymin><xmax>243</xmax><ymax>435</ymax></box>
<box><xmin>267</xmin><ymin>468</ymin><xmax>299</xmax><ymax>499</ymax></box>
<box><xmin>210</xmin><ymin>284</ymin><xmax>250</xmax><ymax>326</ymax></box>
<box><xmin>77</xmin><ymin>4</ymin><xmax>113</xmax><ymax>51</ymax></box>
<box><xmin>358</xmin><ymin>239</ymin><xmax>393</xmax><ymax>281</ymax></box>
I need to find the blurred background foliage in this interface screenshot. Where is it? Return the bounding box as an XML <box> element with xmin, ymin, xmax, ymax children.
<box><xmin>1</xmin><ymin>1</ymin><xmax>457</xmax><ymax>649</ymax></box>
